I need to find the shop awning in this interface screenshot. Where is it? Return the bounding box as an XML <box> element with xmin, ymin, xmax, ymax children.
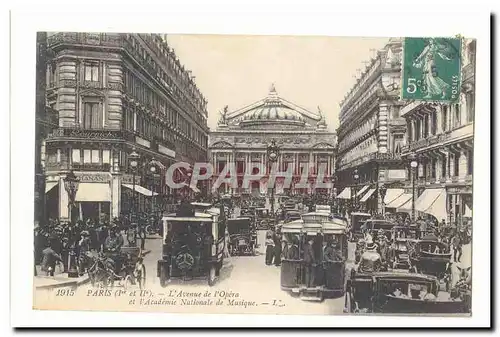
<box><xmin>464</xmin><ymin>204</ymin><xmax>472</xmax><ymax>218</ymax></box>
<box><xmin>415</xmin><ymin>189</ymin><xmax>445</xmax><ymax>213</ymax></box>
<box><xmin>360</xmin><ymin>188</ymin><xmax>376</xmax><ymax>203</ymax></box>
<box><xmin>424</xmin><ymin>189</ymin><xmax>447</xmax><ymax>221</ymax></box>
<box><xmin>384</xmin><ymin>188</ymin><xmax>404</xmax><ymax>205</ymax></box>
<box><xmin>76</xmin><ymin>183</ymin><xmax>111</xmax><ymax>202</ymax></box>
<box><xmin>45</xmin><ymin>182</ymin><xmax>58</xmax><ymax>193</ymax></box>
<box><xmin>122</xmin><ymin>184</ymin><xmax>158</xmax><ymax>196</ymax></box>
<box><xmin>337</xmin><ymin>187</ymin><xmax>351</xmax><ymax>199</ymax></box>
<box><xmin>356</xmin><ymin>185</ymin><xmax>370</xmax><ymax>197</ymax></box>
<box><xmin>385</xmin><ymin>193</ymin><xmax>412</xmax><ymax>209</ymax></box>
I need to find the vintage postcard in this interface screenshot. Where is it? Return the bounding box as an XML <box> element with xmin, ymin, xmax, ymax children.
<box><xmin>27</xmin><ymin>31</ymin><xmax>479</xmax><ymax>318</ymax></box>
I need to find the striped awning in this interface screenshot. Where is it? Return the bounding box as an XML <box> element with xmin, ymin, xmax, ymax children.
<box><xmin>360</xmin><ymin>188</ymin><xmax>376</xmax><ymax>202</ymax></box>
<box><xmin>356</xmin><ymin>185</ymin><xmax>370</xmax><ymax>197</ymax></box>
<box><xmin>383</xmin><ymin>188</ymin><xmax>404</xmax><ymax>205</ymax></box>
<box><xmin>386</xmin><ymin>193</ymin><xmax>413</xmax><ymax>209</ymax></box>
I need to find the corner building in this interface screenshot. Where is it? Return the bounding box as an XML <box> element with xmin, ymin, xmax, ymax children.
<box><xmin>209</xmin><ymin>85</ymin><xmax>336</xmax><ymax>199</ymax></box>
<box><xmin>44</xmin><ymin>33</ymin><xmax>209</xmax><ymax>221</ymax></box>
<box><xmin>336</xmin><ymin>38</ymin><xmax>407</xmax><ymax>212</ymax></box>
<box><xmin>399</xmin><ymin>39</ymin><xmax>475</xmax><ymax>226</ymax></box>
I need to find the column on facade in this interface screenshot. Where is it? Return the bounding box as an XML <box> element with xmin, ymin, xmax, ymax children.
<box><xmin>436</xmin><ymin>106</ymin><xmax>443</xmax><ymax>134</ymax></box>
<box><xmin>458</xmin><ymin>149</ymin><xmax>467</xmax><ymax>181</ymax></box>
<box><xmin>308</xmin><ymin>152</ymin><xmax>314</xmax><ymax>194</ymax></box>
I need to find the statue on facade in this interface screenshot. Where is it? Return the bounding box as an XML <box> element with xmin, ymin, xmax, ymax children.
<box><xmin>317</xmin><ymin>106</ymin><xmax>326</xmax><ymax>127</ymax></box>
<box><xmin>218</xmin><ymin>105</ymin><xmax>229</xmax><ymax>125</ymax></box>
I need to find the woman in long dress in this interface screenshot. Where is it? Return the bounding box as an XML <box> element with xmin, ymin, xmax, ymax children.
<box><xmin>412</xmin><ymin>38</ymin><xmax>456</xmax><ymax>99</ymax></box>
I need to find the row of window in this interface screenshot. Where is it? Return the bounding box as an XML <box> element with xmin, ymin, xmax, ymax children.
<box><xmin>407</xmin><ymin>94</ymin><xmax>474</xmax><ymax>142</ymax></box>
<box><xmin>124</xmin><ymin>34</ymin><xmax>206</xmax><ymax>114</ymax></box>
<box><xmin>415</xmin><ymin>150</ymin><xmax>473</xmax><ymax>180</ymax></box>
<box><xmin>123</xmin><ymin>68</ymin><xmax>207</xmax><ymax>142</ymax></box>
<box><xmin>123</xmin><ymin>108</ymin><xmax>208</xmax><ymax>150</ymax></box>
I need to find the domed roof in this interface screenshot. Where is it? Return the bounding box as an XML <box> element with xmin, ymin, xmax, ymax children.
<box><xmin>238</xmin><ymin>85</ymin><xmax>306</xmax><ymax>125</ymax></box>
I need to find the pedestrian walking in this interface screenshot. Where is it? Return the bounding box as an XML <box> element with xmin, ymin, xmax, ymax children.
<box><xmin>265</xmin><ymin>232</ymin><xmax>275</xmax><ymax>265</ymax></box>
<box><xmin>452</xmin><ymin>233</ymin><xmax>462</xmax><ymax>262</ymax></box>
<box><xmin>274</xmin><ymin>230</ymin><xmax>282</xmax><ymax>266</ymax></box>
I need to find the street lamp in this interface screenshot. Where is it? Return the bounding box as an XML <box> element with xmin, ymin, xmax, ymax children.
<box><xmin>63</xmin><ymin>170</ymin><xmax>80</xmax><ymax>278</ymax></box>
<box><xmin>379</xmin><ymin>183</ymin><xmax>387</xmax><ymax>217</ymax></box>
<box><xmin>352</xmin><ymin>169</ymin><xmax>359</xmax><ymax>210</ymax></box>
<box><xmin>148</xmin><ymin>160</ymin><xmax>158</xmax><ymax>215</ymax></box>
<box><xmin>266</xmin><ymin>139</ymin><xmax>280</xmax><ymax>218</ymax></box>
<box><xmin>330</xmin><ymin>173</ymin><xmax>337</xmax><ymax>215</ymax></box>
<box><xmin>63</xmin><ymin>170</ymin><xmax>80</xmax><ymax>224</ymax></box>
<box><xmin>408</xmin><ymin>153</ymin><xmax>418</xmax><ymax>222</ymax></box>
<box><xmin>129</xmin><ymin>150</ymin><xmax>140</xmax><ymax>219</ymax></box>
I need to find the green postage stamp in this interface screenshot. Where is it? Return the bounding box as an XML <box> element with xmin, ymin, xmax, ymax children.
<box><xmin>401</xmin><ymin>37</ymin><xmax>462</xmax><ymax>102</ymax></box>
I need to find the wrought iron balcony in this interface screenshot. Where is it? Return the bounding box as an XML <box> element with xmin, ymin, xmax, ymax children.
<box><xmin>71</xmin><ymin>163</ymin><xmax>111</xmax><ymax>172</ymax></box>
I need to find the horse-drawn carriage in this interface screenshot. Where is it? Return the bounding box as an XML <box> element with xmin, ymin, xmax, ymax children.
<box><xmin>87</xmin><ymin>246</ymin><xmax>146</xmax><ymax>290</ymax></box>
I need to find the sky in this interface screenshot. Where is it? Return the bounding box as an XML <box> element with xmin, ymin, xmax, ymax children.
<box><xmin>166</xmin><ymin>35</ymin><xmax>389</xmax><ymax>132</ymax></box>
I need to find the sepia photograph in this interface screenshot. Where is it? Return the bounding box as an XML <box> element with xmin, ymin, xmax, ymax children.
<box><xmin>8</xmin><ymin>5</ymin><xmax>491</xmax><ymax>328</ymax></box>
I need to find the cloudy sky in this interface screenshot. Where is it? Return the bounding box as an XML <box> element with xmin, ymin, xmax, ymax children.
<box><xmin>167</xmin><ymin>35</ymin><xmax>388</xmax><ymax>132</ymax></box>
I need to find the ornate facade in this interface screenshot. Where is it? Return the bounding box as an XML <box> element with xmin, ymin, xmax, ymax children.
<box><xmin>43</xmin><ymin>32</ymin><xmax>209</xmax><ymax>221</ymax></box>
<box><xmin>209</xmin><ymin>85</ymin><xmax>336</xmax><ymax>198</ymax></box>
<box><xmin>336</xmin><ymin>38</ymin><xmax>407</xmax><ymax>212</ymax></box>
<box><xmin>399</xmin><ymin>39</ymin><xmax>475</xmax><ymax>225</ymax></box>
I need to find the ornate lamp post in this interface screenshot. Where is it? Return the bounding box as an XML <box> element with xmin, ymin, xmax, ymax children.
<box><xmin>148</xmin><ymin>160</ymin><xmax>159</xmax><ymax>216</ymax></box>
<box><xmin>379</xmin><ymin>183</ymin><xmax>387</xmax><ymax>217</ymax></box>
<box><xmin>330</xmin><ymin>173</ymin><xmax>337</xmax><ymax>215</ymax></box>
<box><xmin>352</xmin><ymin>169</ymin><xmax>359</xmax><ymax>210</ymax></box>
<box><xmin>63</xmin><ymin>170</ymin><xmax>80</xmax><ymax>224</ymax></box>
<box><xmin>408</xmin><ymin>153</ymin><xmax>418</xmax><ymax>222</ymax></box>
<box><xmin>129</xmin><ymin>150</ymin><xmax>140</xmax><ymax>219</ymax></box>
<box><xmin>63</xmin><ymin>170</ymin><xmax>80</xmax><ymax>278</ymax></box>
<box><xmin>266</xmin><ymin>139</ymin><xmax>280</xmax><ymax>218</ymax></box>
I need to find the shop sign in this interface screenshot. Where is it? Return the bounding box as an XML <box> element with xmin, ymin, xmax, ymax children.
<box><xmin>136</xmin><ymin>136</ymin><xmax>151</xmax><ymax>148</ymax></box>
<box><xmin>402</xmin><ymin>37</ymin><xmax>462</xmax><ymax>102</ymax></box>
<box><xmin>158</xmin><ymin>144</ymin><xmax>176</xmax><ymax>158</ymax></box>
<box><xmin>76</xmin><ymin>173</ymin><xmax>111</xmax><ymax>183</ymax></box>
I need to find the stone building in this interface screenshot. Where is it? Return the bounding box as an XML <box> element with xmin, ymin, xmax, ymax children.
<box><xmin>335</xmin><ymin>38</ymin><xmax>407</xmax><ymax>212</ymax></box>
<box><xmin>43</xmin><ymin>33</ymin><xmax>209</xmax><ymax>221</ymax></box>
<box><xmin>209</xmin><ymin>85</ymin><xmax>336</xmax><ymax>200</ymax></box>
<box><xmin>399</xmin><ymin>39</ymin><xmax>475</xmax><ymax>225</ymax></box>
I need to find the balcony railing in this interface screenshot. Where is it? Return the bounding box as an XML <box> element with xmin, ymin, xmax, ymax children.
<box><xmin>71</xmin><ymin>163</ymin><xmax>111</xmax><ymax>172</ymax></box>
<box><xmin>404</xmin><ymin>123</ymin><xmax>474</xmax><ymax>153</ymax></box>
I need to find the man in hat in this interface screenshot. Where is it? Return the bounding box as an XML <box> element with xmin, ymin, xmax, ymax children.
<box><xmin>77</xmin><ymin>230</ymin><xmax>91</xmax><ymax>276</ymax></box>
<box><xmin>358</xmin><ymin>238</ymin><xmax>382</xmax><ymax>273</ymax></box>
<box><xmin>324</xmin><ymin>239</ymin><xmax>343</xmax><ymax>262</ymax></box>
<box><xmin>41</xmin><ymin>238</ymin><xmax>63</xmax><ymax>277</ymax></box>
<box><xmin>303</xmin><ymin>236</ymin><xmax>316</xmax><ymax>287</ymax></box>
<box><xmin>286</xmin><ymin>236</ymin><xmax>300</xmax><ymax>260</ymax></box>
<box><xmin>376</xmin><ymin>229</ymin><xmax>389</xmax><ymax>262</ymax></box>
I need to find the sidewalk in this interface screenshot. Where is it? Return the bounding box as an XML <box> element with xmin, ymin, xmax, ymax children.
<box><xmin>34</xmin><ymin>249</ymin><xmax>151</xmax><ymax>290</ymax></box>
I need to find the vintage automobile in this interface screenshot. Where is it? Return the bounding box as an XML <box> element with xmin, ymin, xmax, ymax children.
<box><xmin>157</xmin><ymin>202</ymin><xmax>226</xmax><ymax>287</ymax></box>
<box><xmin>280</xmin><ymin>212</ymin><xmax>348</xmax><ymax>301</ymax></box>
<box><xmin>349</xmin><ymin>212</ymin><xmax>372</xmax><ymax>241</ymax></box>
<box><xmin>255</xmin><ymin>207</ymin><xmax>273</xmax><ymax>230</ymax></box>
<box><xmin>389</xmin><ymin>238</ymin><xmax>412</xmax><ymax>270</ymax></box>
<box><xmin>408</xmin><ymin>236</ymin><xmax>452</xmax><ymax>290</ymax></box>
<box><xmin>362</xmin><ymin>219</ymin><xmax>396</xmax><ymax>240</ymax></box>
<box><xmin>283</xmin><ymin>210</ymin><xmax>302</xmax><ymax>223</ymax></box>
<box><xmin>227</xmin><ymin>217</ymin><xmax>258</xmax><ymax>255</ymax></box>
<box><xmin>344</xmin><ymin>270</ymin><xmax>469</xmax><ymax>314</ymax></box>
